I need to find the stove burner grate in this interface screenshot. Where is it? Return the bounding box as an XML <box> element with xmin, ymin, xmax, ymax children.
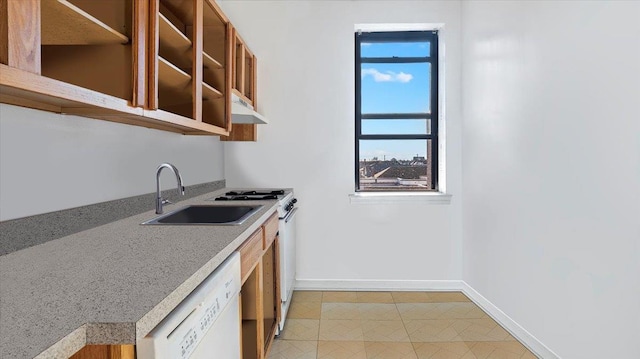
<box><xmin>215</xmin><ymin>194</ymin><xmax>279</xmax><ymax>201</ymax></box>
<box><xmin>225</xmin><ymin>190</ymin><xmax>285</xmax><ymax>196</ymax></box>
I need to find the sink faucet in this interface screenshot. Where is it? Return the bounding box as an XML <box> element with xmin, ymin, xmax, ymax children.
<box><xmin>156</xmin><ymin>163</ymin><xmax>185</xmax><ymax>214</ymax></box>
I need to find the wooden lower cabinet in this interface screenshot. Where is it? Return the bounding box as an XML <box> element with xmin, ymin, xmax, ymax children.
<box><xmin>241</xmin><ymin>214</ymin><xmax>281</xmax><ymax>359</ymax></box>
<box><xmin>241</xmin><ymin>259</ymin><xmax>264</xmax><ymax>359</ymax></box>
<box><xmin>69</xmin><ymin>345</ymin><xmax>135</xmax><ymax>359</ymax></box>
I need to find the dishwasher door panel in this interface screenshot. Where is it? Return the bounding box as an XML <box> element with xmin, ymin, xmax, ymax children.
<box><xmin>137</xmin><ymin>253</ymin><xmax>241</xmax><ymax>359</ymax></box>
<box><xmin>190</xmin><ymin>298</ymin><xmax>241</xmax><ymax>359</ymax></box>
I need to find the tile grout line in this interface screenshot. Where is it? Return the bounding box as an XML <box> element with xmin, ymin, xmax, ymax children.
<box><xmin>316</xmin><ymin>291</ymin><xmax>321</xmax><ymax>359</ymax></box>
<box><xmin>278</xmin><ymin>291</ymin><xmax>538</xmax><ymax>359</ymax></box>
<box><xmin>395</xmin><ymin>300</ymin><xmax>418</xmax><ymax>357</ymax></box>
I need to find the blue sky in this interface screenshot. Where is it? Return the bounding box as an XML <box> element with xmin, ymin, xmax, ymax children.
<box><xmin>359</xmin><ymin>41</ymin><xmax>431</xmax><ymax>161</ymax></box>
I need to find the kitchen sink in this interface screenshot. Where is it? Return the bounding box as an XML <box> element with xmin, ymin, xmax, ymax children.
<box><xmin>142</xmin><ymin>205</ymin><xmax>263</xmax><ymax>225</ymax></box>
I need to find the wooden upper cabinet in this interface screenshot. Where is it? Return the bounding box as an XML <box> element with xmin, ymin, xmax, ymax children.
<box><xmin>221</xmin><ymin>27</ymin><xmax>259</xmax><ymax>142</ymax></box>
<box><xmin>232</xmin><ymin>30</ymin><xmax>256</xmax><ymax>107</ymax></box>
<box><xmin>147</xmin><ymin>0</ymin><xmax>231</xmax><ymax>133</ymax></box>
<box><xmin>41</xmin><ymin>0</ymin><xmax>137</xmax><ymax>103</ymax></box>
<box><xmin>1</xmin><ymin>0</ymin><xmax>146</xmax><ymax>109</ymax></box>
<box><xmin>0</xmin><ymin>0</ymin><xmax>237</xmax><ymax>136</ymax></box>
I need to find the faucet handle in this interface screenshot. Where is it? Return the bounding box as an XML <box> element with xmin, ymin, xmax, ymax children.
<box><xmin>162</xmin><ymin>199</ymin><xmax>173</xmax><ymax>205</ymax></box>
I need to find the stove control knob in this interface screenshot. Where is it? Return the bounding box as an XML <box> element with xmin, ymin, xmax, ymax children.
<box><xmin>292</xmin><ymin>198</ymin><xmax>298</xmax><ymax>204</ymax></box>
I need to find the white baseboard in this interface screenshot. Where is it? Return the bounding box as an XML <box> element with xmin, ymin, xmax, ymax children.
<box><xmin>295</xmin><ymin>279</ymin><xmax>464</xmax><ymax>291</ymax></box>
<box><xmin>460</xmin><ymin>282</ymin><xmax>561</xmax><ymax>359</ymax></box>
<box><xmin>294</xmin><ymin>279</ymin><xmax>559</xmax><ymax>359</ymax></box>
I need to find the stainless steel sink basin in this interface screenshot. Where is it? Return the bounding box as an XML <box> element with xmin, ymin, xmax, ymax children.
<box><xmin>142</xmin><ymin>205</ymin><xmax>263</xmax><ymax>225</ymax></box>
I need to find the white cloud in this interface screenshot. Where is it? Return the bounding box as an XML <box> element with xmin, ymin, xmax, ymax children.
<box><xmin>361</xmin><ymin>68</ymin><xmax>413</xmax><ymax>83</ymax></box>
<box><xmin>395</xmin><ymin>72</ymin><xmax>413</xmax><ymax>83</ymax></box>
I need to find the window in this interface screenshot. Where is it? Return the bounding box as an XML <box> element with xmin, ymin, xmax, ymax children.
<box><xmin>355</xmin><ymin>30</ymin><xmax>438</xmax><ymax>192</ymax></box>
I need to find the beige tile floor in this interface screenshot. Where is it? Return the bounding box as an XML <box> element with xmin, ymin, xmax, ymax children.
<box><xmin>268</xmin><ymin>291</ymin><xmax>538</xmax><ymax>359</ymax></box>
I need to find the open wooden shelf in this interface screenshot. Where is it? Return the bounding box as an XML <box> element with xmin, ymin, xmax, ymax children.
<box><xmin>202</xmin><ymin>82</ymin><xmax>223</xmax><ymax>100</ymax></box>
<box><xmin>1</xmin><ymin>0</ymin><xmax>237</xmax><ymax>136</ymax></box>
<box><xmin>38</xmin><ymin>0</ymin><xmax>134</xmax><ymax>102</ymax></box>
<box><xmin>203</xmin><ymin>52</ymin><xmax>223</xmax><ymax>70</ymax></box>
<box><xmin>42</xmin><ymin>44</ymin><xmax>133</xmax><ymax>101</ymax></box>
<box><xmin>222</xmin><ymin>28</ymin><xmax>260</xmax><ymax>142</ymax></box>
<box><xmin>162</xmin><ymin>0</ymin><xmax>195</xmax><ymax>25</ymax></box>
<box><xmin>158</xmin><ymin>57</ymin><xmax>191</xmax><ymax>89</ymax></box>
<box><xmin>202</xmin><ymin>96</ymin><xmax>225</xmax><ymax>128</ymax></box>
<box><xmin>162</xmin><ymin>0</ymin><xmax>229</xmax><ymax>26</ymax></box>
<box><xmin>158</xmin><ymin>57</ymin><xmax>192</xmax><ymax>108</ymax></box>
<box><xmin>41</xmin><ymin>0</ymin><xmax>129</xmax><ymax>45</ymax></box>
<box><xmin>158</xmin><ymin>13</ymin><xmax>192</xmax><ymax>68</ymax></box>
<box><xmin>202</xmin><ymin>52</ymin><xmax>224</xmax><ymax>91</ymax></box>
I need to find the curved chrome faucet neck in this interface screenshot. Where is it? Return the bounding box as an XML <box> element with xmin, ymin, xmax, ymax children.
<box><xmin>155</xmin><ymin>163</ymin><xmax>185</xmax><ymax>214</ymax></box>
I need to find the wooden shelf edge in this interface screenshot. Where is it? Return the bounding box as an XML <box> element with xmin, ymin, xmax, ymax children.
<box><xmin>159</xmin><ymin>13</ymin><xmax>191</xmax><ymax>51</ymax></box>
<box><xmin>0</xmin><ymin>64</ymin><xmax>135</xmax><ymax>114</ymax></box>
<box><xmin>203</xmin><ymin>52</ymin><xmax>223</xmax><ymax>70</ymax></box>
<box><xmin>41</xmin><ymin>0</ymin><xmax>129</xmax><ymax>45</ymax></box>
<box><xmin>0</xmin><ymin>65</ymin><xmax>228</xmax><ymax>136</ymax></box>
<box><xmin>144</xmin><ymin>109</ymin><xmax>229</xmax><ymax>136</ymax></box>
<box><xmin>0</xmin><ymin>93</ymin><xmax>62</xmax><ymax>113</ymax></box>
<box><xmin>158</xmin><ymin>57</ymin><xmax>191</xmax><ymax>89</ymax></box>
<box><xmin>202</xmin><ymin>82</ymin><xmax>223</xmax><ymax>100</ymax></box>
<box><xmin>63</xmin><ymin>107</ymin><xmax>229</xmax><ymax>136</ymax></box>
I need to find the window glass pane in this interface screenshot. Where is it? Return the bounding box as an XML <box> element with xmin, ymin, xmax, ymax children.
<box><xmin>358</xmin><ymin>140</ymin><xmax>433</xmax><ymax>191</ymax></box>
<box><xmin>361</xmin><ymin>42</ymin><xmax>430</xmax><ymax>57</ymax></box>
<box><xmin>360</xmin><ymin>63</ymin><xmax>431</xmax><ymax>114</ymax></box>
<box><xmin>361</xmin><ymin>119</ymin><xmax>430</xmax><ymax>135</ymax></box>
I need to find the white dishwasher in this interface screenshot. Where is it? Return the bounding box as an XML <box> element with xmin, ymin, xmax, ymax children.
<box><xmin>137</xmin><ymin>252</ymin><xmax>241</xmax><ymax>359</ymax></box>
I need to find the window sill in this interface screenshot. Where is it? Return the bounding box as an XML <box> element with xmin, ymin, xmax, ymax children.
<box><xmin>348</xmin><ymin>192</ymin><xmax>452</xmax><ymax>205</ymax></box>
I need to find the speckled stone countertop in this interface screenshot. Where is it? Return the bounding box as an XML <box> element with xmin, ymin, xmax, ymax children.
<box><xmin>0</xmin><ymin>188</ymin><xmax>288</xmax><ymax>359</ymax></box>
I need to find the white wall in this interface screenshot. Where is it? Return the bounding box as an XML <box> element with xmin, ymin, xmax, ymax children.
<box><xmin>219</xmin><ymin>1</ymin><xmax>463</xmax><ymax>282</ymax></box>
<box><xmin>461</xmin><ymin>1</ymin><xmax>640</xmax><ymax>358</ymax></box>
<box><xmin>0</xmin><ymin>104</ymin><xmax>225</xmax><ymax>220</ymax></box>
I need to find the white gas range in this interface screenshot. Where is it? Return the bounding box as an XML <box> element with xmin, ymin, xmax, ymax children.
<box><xmin>213</xmin><ymin>189</ymin><xmax>298</xmax><ymax>332</ymax></box>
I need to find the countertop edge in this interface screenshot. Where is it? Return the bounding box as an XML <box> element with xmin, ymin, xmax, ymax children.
<box><xmin>33</xmin><ymin>325</ymin><xmax>86</xmax><ymax>359</ymax></box>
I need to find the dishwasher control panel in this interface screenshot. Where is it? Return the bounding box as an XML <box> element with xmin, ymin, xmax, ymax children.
<box><xmin>176</xmin><ymin>278</ymin><xmax>238</xmax><ymax>359</ymax></box>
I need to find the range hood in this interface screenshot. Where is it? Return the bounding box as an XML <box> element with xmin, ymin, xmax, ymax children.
<box><xmin>231</xmin><ymin>93</ymin><xmax>268</xmax><ymax>124</ymax></box>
